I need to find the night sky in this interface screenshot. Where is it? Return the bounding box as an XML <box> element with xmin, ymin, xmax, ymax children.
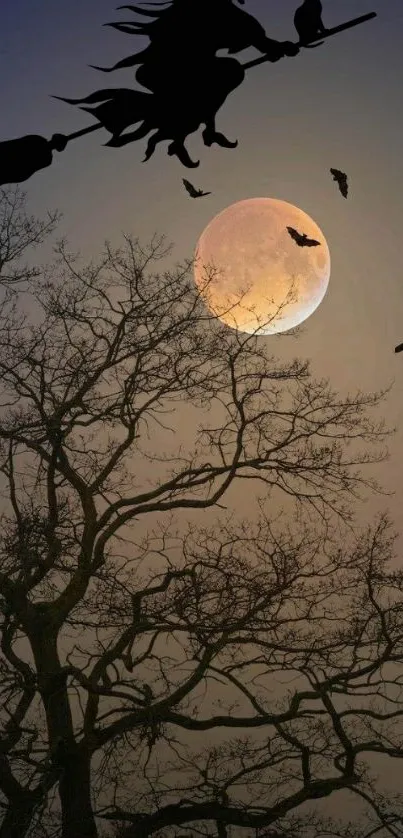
<box><xmin>1</xmin><ymin>0</ymin><xmax>402</xmax><ymax>528</ymax></box>
<box><xmin>2</xmin><ymin>1</ymin><xmax>403</xmax><ymax>829</ymax></box>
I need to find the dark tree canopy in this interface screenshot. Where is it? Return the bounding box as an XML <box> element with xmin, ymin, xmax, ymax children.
<box><xmin>0</xmin><ymin>189</ymin><xmax>402</xmax><ymax>838</ymax></box>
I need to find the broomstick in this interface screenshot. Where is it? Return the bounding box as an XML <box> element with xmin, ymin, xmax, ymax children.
<box><xmin>243</xmin><ymin>12</ymin><xmax>377</xmax><ymax>71</ymax></box>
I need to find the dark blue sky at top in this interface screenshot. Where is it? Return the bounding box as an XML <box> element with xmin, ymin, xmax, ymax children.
<box><xmin>1</xmin><ymin>0</ymin><xmax>403</xmax><ymax>536</ymax></box>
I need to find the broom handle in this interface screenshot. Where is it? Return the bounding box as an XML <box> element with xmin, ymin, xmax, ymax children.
<box><xmin>242</xmin><ymin>12</ymin><xmax>377</xmax><ymax>71</ymax></box>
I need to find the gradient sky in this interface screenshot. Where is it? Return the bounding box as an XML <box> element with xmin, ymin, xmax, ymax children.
<box><xmin>1</xmin><ymin>0</ymin><xmax>403</xmax><ymax>533</ymax></box>
<box><xmin>2</xmin><ymin>1</ymin><xmax>403</xmax><ymax>826</ymax></box>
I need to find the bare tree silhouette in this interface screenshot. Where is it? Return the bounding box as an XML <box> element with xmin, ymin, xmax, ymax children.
<box><xmin>0</xmin><ymin>190</ymin><xmax>402</xmax><ymax>838</ymax></box>
<box><xmin>0</xmin><ymin>187</ymin><xmax>60</xmax><ymax>286</ymax></box>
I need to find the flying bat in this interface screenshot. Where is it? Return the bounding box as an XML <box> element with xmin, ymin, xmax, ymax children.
<box><xmin>286</xmin><ymin>226</ymin><xmax>321</xmax><ymax>247</ymax></box>
<box><xmin>330</xmin><ymin>167</ymin><xmax>348</xmax><ymax>198</ymax></box>
<box><xmin>182</xmin><ymin>178</ymin><xmax>211</xmax><ymax>198</ymax></box>
<box><xmin>395</xmin><ymin>343</ymin><xmax>403</xmax><ymax>353</ymax></box>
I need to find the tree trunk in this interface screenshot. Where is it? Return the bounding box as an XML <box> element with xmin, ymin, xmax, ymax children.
<box><xmin>29</xmin><ymin>628</ymin><xmax>98</xmax><ymax>838</ymax></box>
<box><xmin>58</xmin><ymin>742</ymin><xmax>98</xmax><ymax>838</ymax></box>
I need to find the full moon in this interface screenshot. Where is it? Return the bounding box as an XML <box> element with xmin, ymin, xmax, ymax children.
<box><xmin>193</xmin><ymin>198</ymin><xmax>331</xmax><ymax>335</ymax></box>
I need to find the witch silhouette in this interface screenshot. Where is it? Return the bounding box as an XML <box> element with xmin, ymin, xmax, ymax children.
<box><xmin>0</xmin><ymin>1</ymin><xmax>377</xmax><ymax>184</ymax></box>
<box><xmin>55</xmin><ymin>0</ymin><xmax>299</xmax><ymax>168</ymax></box>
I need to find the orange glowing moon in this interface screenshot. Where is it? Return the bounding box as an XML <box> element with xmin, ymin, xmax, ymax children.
<box><xmin>194</xmin><ymin>198</ymin><xmax>331</xmax><ymax>335</ymax></box>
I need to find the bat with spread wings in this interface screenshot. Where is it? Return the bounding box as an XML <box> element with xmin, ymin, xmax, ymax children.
<box><xmin>183</xmin><ymin>178</ymin><xmax>211</xmax><ymax>198</ymax></box>
<box><xmin>330</xmin><ymin>168</ymin><xmax>348</xmax><ymax>198</ymax></box>
<box><xmin>395</xmin><ymin>343</ymin><xmax>403</xmax><ymax>353</ymax></box>
<box><xmin>287</xmin><ymin>226</ymin><xmax>321</xmax><ymax>247</ymax></box>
